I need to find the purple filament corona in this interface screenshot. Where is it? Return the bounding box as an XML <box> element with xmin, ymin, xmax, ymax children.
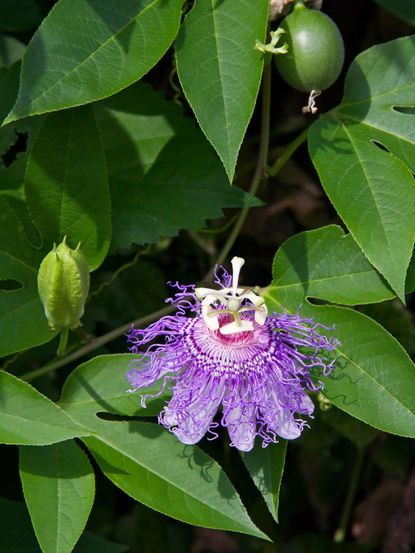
<box><xmin>126</xmin><ymin>266</ymin><xmax>339</xmax><ymax>452</ymax></box>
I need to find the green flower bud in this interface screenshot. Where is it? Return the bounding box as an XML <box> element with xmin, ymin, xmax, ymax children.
<box><xmin>37</xmin><ymin>237</ymin><xmax>90</xmax><ymax>330</ymax></box>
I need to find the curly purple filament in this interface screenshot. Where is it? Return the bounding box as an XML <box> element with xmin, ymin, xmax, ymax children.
<box><xmin>126</xmin><ymin>265</ymin><xmax>338</xmax><ymax>452</ymax></box>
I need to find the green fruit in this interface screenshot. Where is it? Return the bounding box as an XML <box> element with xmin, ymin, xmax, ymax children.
<box><xmin>274</xmin><ymin>1</ymin><xmax>345</xmax><ymax>92</ymax></box>
<box><xmin>37</xmin><ymin>237</ymin><xmax>90</xmax><ymax>330</ymax></box>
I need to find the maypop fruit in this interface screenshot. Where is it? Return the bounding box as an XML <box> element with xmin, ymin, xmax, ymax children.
<box><xmin>274</xmin><ymin>1</ymin><xmax>345</xmax><ymax>92</ymax></box>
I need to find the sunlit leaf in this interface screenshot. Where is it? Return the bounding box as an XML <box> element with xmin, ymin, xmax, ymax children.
<box><xmin>309</xmin><ymin>36</ymin><xmax>415</xmax><ymax>300</ymax></box>
<box><xmin>20</xmin><ymin>440</ymin><xmax>95</xmax><ymax>553</ymax></box>
<box><xmin>175</xmin><ymin>0</ymin><xmax>269</xmax><ymax>181</ymax></box>
<box><xmin>265</xmin><ymin>227</ymin><xmax>415</xmax><ymax>437</ymax></box>
<box><xmin>5</xmin><ymin>0</ymin><xmax>183</xmax><ymax>122</ymax></box>
<box><xmin>0</xmin><ymin>371</ymin><xmax>89</xmax><ymax>445</ymax></box>
<box><xmin>60</xmin><ymin>355</ymin><xmax>267</xmax><ymax>539</ymax></box>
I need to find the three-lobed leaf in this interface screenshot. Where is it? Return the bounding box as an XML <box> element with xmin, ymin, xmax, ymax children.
<box><xmin>19</xmin><ymin>440</ymin><xmax>95</xmax><ymax>553</ymax></box>
<box><xmin>93</xmin><ymin>83</ymin><xmax>262</xmax><ymax>249</ymax></box>
<box><xmin>60</xmin><ymin>355</ymin><xmax>267</xmax><ymax>539</ymax></box>
<box><xmin>309</xmin><ymin>36</ymin><xmax>415</xmax><ymax>300</ymax></box>
<box><xmin>0</xmin><ymin>370</ymin><xmax>89</xmax><ymax>445</ymax></box>
<box><xmin>5</xmin><ymin>0</ymin><xmax>183</xmax><ymax>123</ymax></box>
<box><xmin>176</xmin><ymin>0</ymin><xmax>269</xmax><ymax>181</ymax></box>
<box><xmin>265</xmin><ymin>227</ymin><xmax>415</xmax><ymax>437</ymax></box>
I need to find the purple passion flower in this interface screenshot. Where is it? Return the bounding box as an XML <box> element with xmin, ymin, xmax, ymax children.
<box><xmin>126</xmin><ymin>257</ymin><xmax>338</xmax><ymax>452</ymax></box>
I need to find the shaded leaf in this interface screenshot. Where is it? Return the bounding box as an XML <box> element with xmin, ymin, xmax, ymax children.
<box><xmin>309</xmin><ymin>36</ymin><xmax>415</xmax><ymax>300</ymax></box>
<box><xmin>0</xmin><ymin>62</ymin><xmax>19</xmax><ymax>122</ymax></box>
<box><xmin>0</xmin><ymin>35</ymin><xmax>25</xmax><ymax>69</ymax></box>
<box><xmin>5</xmin><ymin>0</ymin><xmax>183</xmax><ymax>122</ymax></box>
<box><xmin>24</xmin><ymin>105</ymin><xmax>110</xmax><ymax>270</ymax></box>
<box><xmin>321</xmin><ymin>408</ymin><xmax>378</xmax><ymax>451</ymax></box>
<box><xmin>20</xmin><ymin>441</ymin><xmax>95</xmax><ymax>553</ymax></box>
<box><xmin>0</xmin><ymin>105</ymin><xmax>110</xmax><ymax>356</ymax></box>
<box><xmin>94</xmin><ymin>83</ymin><xmax>262</xmax><ymax>249</ymax></box>
<box><xmin>0</xmin><ymin>371</ymin><xmax>89</xmax><ymax>445</ymax></box>
<box><xmin>241</xmin><ymin>441</ymin><xmax>287</xmax><ymax>522</ymax></box>
<box><xmin>175</xmin><ymin>0</ymin><xmax>269</xmax><ymax>180</ymax></box>
<box><xmin>0</xmin><ymin>196</ymin><xmax>54</xmax><ymax>357</ymax></box>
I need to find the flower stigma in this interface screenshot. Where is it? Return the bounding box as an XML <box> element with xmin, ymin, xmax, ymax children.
<box><xmin>195</xmin><ymin>257</ymin><xmax>268</xmax><ymax>335</ymax></box>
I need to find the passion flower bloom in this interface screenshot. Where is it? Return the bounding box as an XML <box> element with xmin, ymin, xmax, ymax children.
<box><xmin>126</xmin><ymin>257</ymin><xmax>338</xmax><ymax>452</ymax></box>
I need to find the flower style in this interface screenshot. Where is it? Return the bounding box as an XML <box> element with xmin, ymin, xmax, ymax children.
<box><xmin>126</xmin><ymin>257</ymin><xmax>338</xmax><ymax>452</ymax></box>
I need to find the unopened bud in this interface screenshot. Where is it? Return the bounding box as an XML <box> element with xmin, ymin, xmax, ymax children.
<box><xmin>37</xmin><ymin>237</ymin><xmax>90</xmax><ymax>330</ymax></box>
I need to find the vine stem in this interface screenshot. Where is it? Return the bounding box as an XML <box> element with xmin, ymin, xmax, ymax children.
<box><xmin>20</xmin><ymin>305</ymin><xmax>175</xmax><ymax>382</ymax></box>
<box><xmin>267</xmin><ymin>125</ymin><xmax>309</xmax><ymax>177</ymax></box>
<box><xmin>19</xmin><ymin>64</ymin><xmax>309</xmax><ymax>383</ymax></box>
<box><xmin>333</xmin><ymin>447</ymin><xmax>365</xmax><ymax>543</ymax></box>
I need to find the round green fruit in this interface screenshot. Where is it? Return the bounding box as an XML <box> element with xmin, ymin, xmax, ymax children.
<box><xmin>274</xmin><ymin>1</ymin><xmax>345</xmax><ymax>92</ymax></box>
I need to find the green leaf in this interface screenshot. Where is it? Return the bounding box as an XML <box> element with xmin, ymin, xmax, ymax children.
<box><xmin>175</xmin><ymin>0</ymin><xmax>269</xmax><ymax>181</ymax></box>
<box><xmin>0</xmin><ymin>0</ymin><xmax>42</xmax><ymax>32</ymax></box>
<box><xmin>59</xmin><ymin>354</ymin><xmax>166</xmax><ymax>424</ymax></box>
<box><xmin>0</xmin><ymin>371</ymin><xmax>89</xmax><ymax>445</ymax></box>
<box><xmin>24</xmin><ymin>105</ymin><xmax>110</xmax><ymax>270</ymax></box>
<box><xmin>85</xmin><ymin>425</ymin><xmax>266</xmax><ymax>539</ymax></box>
<box><xmin>19</xmin><ymin>441</ymin><xmax>95</xmax><ymax>553</ymax></box>
<box><xmin>60</xmin><ymin>356</ymin><xmax>267</xmax><ymax>540</ymax></box>
<box><xmin>309</xmin><ymin>36</ymin><xmax>415</xmax><ymax>300</ymax></box>
<box><xmin>0</xmin><ymin>105</ymin><xmax>110</xmax><ymax>356</ymax></box>
<box><xmin>265</xmin><ymin>228</ymin><xmax>415</xmax><ymax>437</ymax></box>
<box><xmin>0</xmin><ymin>498</ymin><xmax>127</xmax><ymax>553</ymax></box>
<box><xmin>241</xmin><ymin>441</ymin><xmax>287</xmax><ymax>523</ymax></box>
<box><xmin>373</xmin><ymin>0</ymin><xmax>415</xmax><ymax>25</ymax></box>
<box><xmin>94</xmin><ymin>83</ymin><xmax>262</xmax><ymax>249</ymax></box>
<box><xmin>268</xmin><ymin>225</ymin><xmax>394</xmax><ymax>307</ymax></box>
<box><xmin>0</xmin><ymin>36</ymin><xmax>25</xmax><ymax>68</ymax></box>
<box><xmin>0</xmin><ymin>196</ymin><xmax>54</xmax><ymax>357</ymax></box>
<box><xmin>5</xmin><ymin>0</ymin><xmax>183</xmax><ymax>123</ymax></box>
